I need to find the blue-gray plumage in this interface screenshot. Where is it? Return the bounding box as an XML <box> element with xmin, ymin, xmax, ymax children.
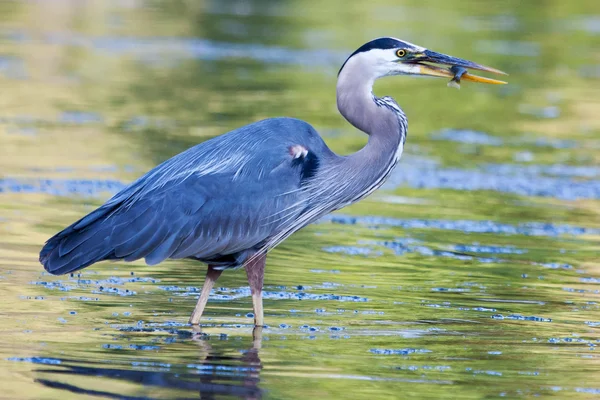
<box><xmin>40</xmin><ymin>37</ymin><xmax>506</xmax><ymax>326</ymax></box>
<box><xmin>41</xmin><ymin>118</ymin><xmax>331</xmax><ymax>271</ymax></box>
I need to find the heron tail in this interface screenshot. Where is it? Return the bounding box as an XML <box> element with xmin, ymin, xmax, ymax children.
<box><xmin>40</xmin><ymin>203</ymin><xmax>120</xmax><ymax>275</ymax></box>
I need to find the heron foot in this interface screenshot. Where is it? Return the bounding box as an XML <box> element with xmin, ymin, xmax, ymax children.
<box><xmin>252</xmin><ymin>291</ymin><xmax>264</xmax><ymax>327</ymax></box>
<box><xmin>189</xmin><ymin>266</ymin><xmax>222</xmax><ymax>325</ymax></box>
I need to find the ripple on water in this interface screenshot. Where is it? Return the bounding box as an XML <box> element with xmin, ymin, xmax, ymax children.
<box><xmin>0</xmin><ymin>112</ymin><xmax>107</xmax><ymax>128</ymax></box>
<box><xmin>31</xmin><ymin>275</ymin><xmax>159</xmax><ymax>297</ymax></box>
<box><xmin>451</xmin><ymin>244</ymin><xmax>527</xmax><ymax>254</ymax></box>
<box><xmin>396</xmin><ymin>364</ymin><xmax>452</xmax><ymax>372</ymax></box>
<box><xmin>373</xmin><ymin>238</ymin><xmax>505</xmax><ymax>264</ymax></box>
<box><xmin>473</xmin><ymin>370</ymin><xmax>503</xmax><ymax>376</ymax></box>
<box><xmin>7</xmin><ymin>357</ymin><xmax>61</xmax><ymax>365</ymax></box>
<box><xmin>122</xmin><ymin>115</ymin><xmax>176</xmax><ymax>131</ymax></box>
<box><xmin>486</xmin><ymin>164</ymin><xmax>600</xmax><ymax>178</ymax></box>
<box><xmin>1</xmin><ymin>178</ymin><xmax>125</xmax><ymax>197</ymax></box>
<box><xmin>491</xmin><ymin>314</ymin><xmax>552</xmax><ymax>322</ymax></box>
<box><xmin>157</xmin><ymin>285</ymin><xmax>369</xmax><ymax>302</ymax></box>
<box><xmin>566</xmin><ymin>15</ymin><xmax>600</xmax><ymax>34</ymax></box>
<box><xmin>576</xmin><ymin>388</ymin><xmax>600</xmax><ymax>395</ymax></box>
<box><xmin>385</xmin><ymin>165</ymin><xmax>600</xmax><ymax>200</ymax></box>
<box><xmin>324</xmin><ymin>215</ymin><xmax>600</xmax><ymax>237</ymax></box>
<box><xmin>431</xmin><ymin>128</ymin><xmax>503</xmax><ymax>146</ymax></box>
<box><xmin>580</xmin><ymin>65</ymin><xmax>600</xmax><ymax>79</ymax></box>
<box><xmin>322</xmin><ymin>246</ymin><xmax>377</xmax><ymax>256</ymax></box>
<box><xmin>538</xmin><ymin>262</ymin><xmax>573</xmax><ymax>270</ymax></box>
<box><xmin>547</xmin><ymin>337</ymin><xmax>597</xmax><ymax>349</ymax></box>
<box><xmin>430</xmin><ymin>128</ymin><xmax>588</xmax><ymax>150</ymax></box>
<box><xmin>431</xmin><ymin>287</ymin><xmax>470</xmax><ymax>293</ymax></box>
<box><xmin>580</xmin><ymin>277</ymin><xmax>600</xmax><ymax>284</ymax></box>
<box><xmin>0</xmin><ymin>55</ymin><xmax>28</xmax><ymax>79</ymax></box>
<box><xmin>370</xmin><ymin>348</ymin><xmax>432</xmax><ymax>355</ymax></box>
<box><xmin>59</xmin><ymin>111</ymin><xmax>104</xmax><ymax>125</ymax></box>
<box><xmin>131</xmin><ymin>361</ymin><xmax>171</xmax><ymax>369</ymax></box>
<box><xmin>309</xmin><ymin>269</ymin><xmax>341</xmax><ymax>274</ymax></box>
<box><xmin>518</xmin><ymin>104</ymin><xmax>560</xmax><ymax>119</ymax></box>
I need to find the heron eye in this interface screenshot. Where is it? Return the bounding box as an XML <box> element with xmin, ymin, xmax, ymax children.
<box><xmin>396</xmin><ymin>49</ymin><xmax>407</xmax><ymax>58</ymax></box>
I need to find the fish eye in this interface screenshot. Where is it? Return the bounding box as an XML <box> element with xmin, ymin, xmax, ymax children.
<box><xmin>396</xmin><ymin>49</ymin><xmax>407</xmax><ymax>58</ymax></box>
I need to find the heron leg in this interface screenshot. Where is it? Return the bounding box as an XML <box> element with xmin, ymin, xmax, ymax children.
<box><xmin>245</xmin><ymin>254</ymin><xmax>266</xmax><ymax>327</ymax></box>
<box><xmin>189</xmin><ymin>266</ymin><xmax>222</xmax><ymax>325</ymax></box>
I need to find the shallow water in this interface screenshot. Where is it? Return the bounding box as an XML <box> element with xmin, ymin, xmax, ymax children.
<box><xmin>1</xmin><ymin>1</ymin><xmax>599</xmax><ymax>399</ymax></box>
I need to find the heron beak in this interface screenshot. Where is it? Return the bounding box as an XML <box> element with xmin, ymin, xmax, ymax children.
<box><xmin>410</xmin><ymin>49</ymin><xmax>507</xmax><ymax>85</ymax></box>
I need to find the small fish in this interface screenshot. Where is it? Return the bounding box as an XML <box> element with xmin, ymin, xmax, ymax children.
<box><xmin>447</xmin><ymin>66</ymin><xmax>468</xmax><ymax>89</ymax></box>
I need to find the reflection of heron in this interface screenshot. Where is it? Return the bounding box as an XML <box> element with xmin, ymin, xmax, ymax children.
<box><xmin>39</xmin><ymin>37</ymin><xmax>506</xmax><ymax>326</ymax></box>
<box><xmin>193</xmin><ymin>326</ymin><xmax>263</xmax><ymax>400</ymax></box>
<box><xmin>34</xmin><ymin>328</ymin><xmax>264</xmax><ymax>399</ymax></box>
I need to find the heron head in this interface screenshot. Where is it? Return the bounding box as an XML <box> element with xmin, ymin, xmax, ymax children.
<box><xmin>338</xmin><ymin>37</ymin><xmax>507</xmax><ymax>86</ymax></box>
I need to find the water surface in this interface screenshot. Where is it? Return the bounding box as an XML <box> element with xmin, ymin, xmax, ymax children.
<box><xmin>1</xmin><ymin>1</ymin><xmax>599</xmax><ymax>399</ymax></box>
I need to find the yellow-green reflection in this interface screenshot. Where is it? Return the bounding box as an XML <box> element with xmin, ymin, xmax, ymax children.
<box><xmin>0</xmin><ymin>0</ymin><xmax>599</xmax><ymax>399</ymax></box>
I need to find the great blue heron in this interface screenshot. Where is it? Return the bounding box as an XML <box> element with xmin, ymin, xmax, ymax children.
<box><xmin>40</xmin><ymin>37</ymin><xmax>506</xmax><ymax>326</ymax></box>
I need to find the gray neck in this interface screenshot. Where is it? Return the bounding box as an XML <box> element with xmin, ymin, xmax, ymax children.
<box><xmin>329</xmin><ymin>64</ymin><xmax>407</xmax><ymax>204</ymax></box>
<box><xmin>336</xmin><ymin>64</ymin><xmax>406</xmax><ymax>152</ymax></box>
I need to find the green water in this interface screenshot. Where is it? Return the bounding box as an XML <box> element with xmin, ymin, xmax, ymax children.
<box><xmin>1</xmin><ymin>1</ymin><xmax>599</xmax><ymax>399</ymax></box>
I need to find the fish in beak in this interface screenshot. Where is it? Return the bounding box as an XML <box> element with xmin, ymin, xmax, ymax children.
<box><xmin>407</xmin><ymin>49</ymin><xmax>508</xmax><ymax>88</ymax></box>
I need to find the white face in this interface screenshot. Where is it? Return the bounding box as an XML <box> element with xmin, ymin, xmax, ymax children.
<box><xmin>339</xmin><ymin>38</ymin><xmax>428</xmax><ymax>81</ymax></box>
<box><xmin>338</xmin><ymin>37</ymin><xmax>507</xmax><ymax>91</ymax></box>
<box><xmin>357</xmin><ymin>48</ymin><xmax>420</xmax><ymax>77</ymax></box>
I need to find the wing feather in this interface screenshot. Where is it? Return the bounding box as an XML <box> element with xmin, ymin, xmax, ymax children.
<box><xmin>41</xmin><ymin>117</ymin><xmax>327</xmax><ymax>274</ymax></box>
